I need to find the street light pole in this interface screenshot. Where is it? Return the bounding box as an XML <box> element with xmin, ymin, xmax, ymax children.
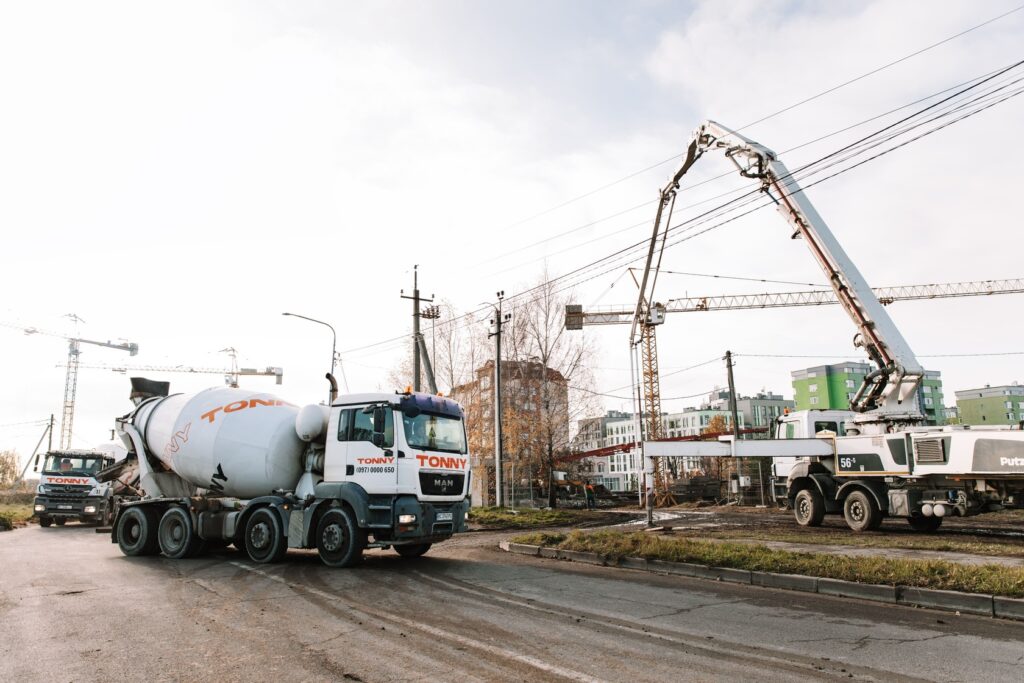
<box><xmin>282</xmin><ymin>312</ymin><xmax>341</xmax><ymax>403</ymax></box>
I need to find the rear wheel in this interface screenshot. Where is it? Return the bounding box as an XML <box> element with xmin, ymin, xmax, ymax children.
<box><xmin>316</xmin><ymin>508</ymin><xmax>365</xmax><ymax>568</ymax></box>
<box><xmin>117</xmin><ymin>506</ymin><xmax>161</xmax><ymax>556</ymax></box>
<box><xmin>158</xmin><ymin>506</ymin><xmax>201</xmax><ymax>559</ymax></box>
<box><xmin>395</xmin><ymin>543</ymin><xmax>431</xmax><ymax>559</ymax></box>
<box><xmin>244</xmin><ymin>508</ymin><xmax>288</xmax><ymax>564</ymax></box>
<box><xmin>843</xmin><ymin>490</ymin><xmax>881</xmax><ymax>533</ymax></box>
<box><xmin>55</xmin><ymin>518</ymin><xmax>67</xmax><ymax>526</ymax></box>
<box><xmin>793</xmin><ymin>488</ymin><xmax>825</xmax><ymax>527</ymax></box>
<box><xmin>908</xmin><ymin>515</ymin><xmax>943</xmax><ymax>532</ymax></box>
<box><xmin>39</xmin><ymin>517</ymin><xmax>52</xmax><ymax>528</ymax></box>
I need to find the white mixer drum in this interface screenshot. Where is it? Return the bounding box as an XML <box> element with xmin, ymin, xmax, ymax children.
<box><xmin>133</xmin><ymin>387</ymin><xmax>305</xmax><ymax>499</ymax></box>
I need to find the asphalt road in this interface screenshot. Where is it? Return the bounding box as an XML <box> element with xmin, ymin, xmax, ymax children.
<box><xmin>2</xmin><ymin>524</ymin><xmax>1023</xmax><ymax>682</ymax></box>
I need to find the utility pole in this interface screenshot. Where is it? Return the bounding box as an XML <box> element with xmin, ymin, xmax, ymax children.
<box><xmin>488</xmin><ymin>291</ymin><xmax>510</xmax><ymax>507</ymax></box>
<box><xmin>421</xmin><ymin>304</ymin><xmax>441</xmax><ymax>386</ymax></box>
<box><xmin>725</xmin><ymin>350</ymin><xmax>742</xmax><ymax>503</ymax></box>
<box><xmin>400</xmin><ymin>265</ymin><xmax>435</xmax><ymax>392</ymax></box>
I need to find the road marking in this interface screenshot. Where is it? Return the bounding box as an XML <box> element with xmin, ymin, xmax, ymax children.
<box><xmin>230</xmin><ymin>562</ymin><xmax>600</xmax><ymax>683</ymax></box>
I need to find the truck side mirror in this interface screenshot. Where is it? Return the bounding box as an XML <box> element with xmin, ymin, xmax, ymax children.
<box><xmin>371</xmin><ymin>432</ymin><xmax>385</xmax><ymax>448</ymax></box>
<box><xmin>372</xmin><ymin>406</ymin><xmax>386</xmax><ymax>433</ymax></box>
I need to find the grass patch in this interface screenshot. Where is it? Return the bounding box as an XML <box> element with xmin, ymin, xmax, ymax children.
<box><xmin>510</xmin><ymin>530</ymin><xmax>1024</xmax><ymax>597</ymax></box>
<box><xmin>678</xmin><ymin>527</ymin><xmax>1024</xmax><ymax>558</ymax></box>
<box><xmin>0</xmin><ymin>503</ymin><xmax>34</xmax><ymax>531</ymax></box>
<box><xmin>469</xmin><ymin>507</ymin><xmax>596</xmax><ymax>529</ymax></box>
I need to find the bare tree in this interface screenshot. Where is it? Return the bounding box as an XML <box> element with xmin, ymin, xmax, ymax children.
<box><xmin>511</xmin><ymin>268</ymin><xmax>598</xmax><ymax>507</ymax></box>
<box><xmin>0</xmin><ymin>450</ymin><xmax>19</xmax><ymax>489</ymax></box>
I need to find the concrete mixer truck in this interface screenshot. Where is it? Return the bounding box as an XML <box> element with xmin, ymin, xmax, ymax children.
<box><xmin>110</xmin><ymin>379</ymin><xmax>471</xmax><ymax>567</ymax></box>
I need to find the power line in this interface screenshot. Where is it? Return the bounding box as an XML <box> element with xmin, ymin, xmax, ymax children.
<box><xmin>735</xmin><ymin>3</ymin><xmax>1024</xmax><ymax>131</ymax></box>
<box><xmin>344</xmin><ymin>59</ymin><xmax>1024</xmax><ymax>357</ymax></box>
<box><xmin>657</xmin><ymin>269</ymin><xmax>826</xmax><ymax>289</ymax></box>
<box><xmin>470</xmin><ymin>5</ymin><xmax>1024</xmax><ymax>265</ymax></box>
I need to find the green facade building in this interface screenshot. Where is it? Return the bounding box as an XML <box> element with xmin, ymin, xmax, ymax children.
<box><xmin>791</xmin><ymin>362</ymin><xmax>944</xmax><ymax>425</ymax></box>
<box><xmin>955</xmin><ymin>384</ymin><xmax>1024</xmax><ymax>426</ymax></box>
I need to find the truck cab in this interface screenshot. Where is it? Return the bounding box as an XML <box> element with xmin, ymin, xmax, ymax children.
<box><xmin>317</xmin><ymin>391</ymin><xmax>471</xmax><ymax>545</ymax></box>
<box><xmin>33</xmin><ymin>450</ymin><xmax>116</xmax><ymax>527</ymax></box>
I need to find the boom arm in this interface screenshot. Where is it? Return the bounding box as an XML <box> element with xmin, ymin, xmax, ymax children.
<box><xmin>681</xmin><ymin>121</ymin><xmax>924</xmax><ymax>420</ymax></box>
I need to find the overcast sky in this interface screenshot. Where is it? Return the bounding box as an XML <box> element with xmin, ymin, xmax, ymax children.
<box><xmin>2</xmin><ymin>0</ymin><xmax>1023</xmax><ymax>464</ymax></box>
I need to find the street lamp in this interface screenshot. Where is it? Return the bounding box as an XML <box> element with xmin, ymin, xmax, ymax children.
<box><xmin>281</xmin><ymin>312</ymin><xmax>349</xmax><ymax>402</ymax></box>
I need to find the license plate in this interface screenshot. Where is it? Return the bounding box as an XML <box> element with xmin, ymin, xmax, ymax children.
<box><xmin>436</xmin><ymin>512</ymin><xmax>453</xmax><ymax>522</ymax></box>
<box><xmin>57</xmin><ymin>505</ymin><xmax>73</xmax><ymax>510</ymax></box>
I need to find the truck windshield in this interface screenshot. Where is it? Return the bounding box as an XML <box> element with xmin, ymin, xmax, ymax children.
<box><xmin>401</xmin><ymin>412</ymin><xmax>467</xmax><ymax>454</ymax></box>
<box><xmin>42</xmin><ymin>455</ymin><xmax>104</xmax><ymax>475</ymax></box>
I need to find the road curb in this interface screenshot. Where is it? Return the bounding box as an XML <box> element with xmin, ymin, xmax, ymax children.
<box><xmin>817</xmin><ymin>578</ymin><xmax>897</xmax><ymax>603</ymax></box>
<box><xmin>752</xmin><ymin>571</ymin><xmax>818</xmax><ymax>592</ymax></box>
<box><xmin>898</xmin><ymin>586</ymin><xmax>994</xmax><ymax>617</ymax></box>
<box><xmin>501</xmin><ymin>543</ymin><xmax>1019</xmax><ymax>622</ymax></box>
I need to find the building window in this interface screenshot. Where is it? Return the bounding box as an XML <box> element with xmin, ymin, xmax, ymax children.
<box><xmin>922</xmin><ymin>386</ymin><xmax>931</xmax><ymax>394</ymax></box>
<box><xmin>1008</xmin><ymin>413</ymin><xmax>1016</xmax><ymax>421</ymax></box>
<box><xmin>845</xmin><ymin>380</ymin><xmax>855</xmax><ymax>389</ymax></box>
<box><xmin>924</xmin><ymin>397</ymin><xmax>933</xmax><ymax>406</ymax></box>
<box><xmin>809</xmin><ymin>397</ymin><xmax>820</xmax><ymax>405</ymax></box>
<box><xmin>1006</xmin><ymin>401</ymin><xmax>1014</xmax><ymax>409</ymax></box>
<box><xmin>809</xmin><ymin>384</ymin><xmax>818</xmax><ymax>393</ymax></box>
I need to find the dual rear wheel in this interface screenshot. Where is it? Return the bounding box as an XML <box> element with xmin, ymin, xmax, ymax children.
<box><xmin>793</xmin><ymin>487</ymin><xmax>884</xmax><ymax>532</ymax></box>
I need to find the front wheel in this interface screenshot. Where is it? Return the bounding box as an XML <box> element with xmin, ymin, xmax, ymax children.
<box><xmin>843</xmin><ymin>490</ymin><xmax>881</xmax><ymax>533</ymax></box>
<box><xmin>907</xmin><ymin>515</ymin><xmax>943</xmax><ymax>532</ymax></box>
<box><xmin>395</xmin><ymin>543</ymin><xmax>431</xmax><ymax>559</ymax></box>
<box><xmin>316</xmin><ymin>508</ymin><xmax>365</xmax><ymax>568</ymax></box>
<box><xmin>793</xmin><ymin>489</ymin><xmax>825</xmax><ymax>527</ymax></box>
<box><xmin>244</xmin><ymin>508</ymin><xmax>288</xmax><ymax>564</ymax></box>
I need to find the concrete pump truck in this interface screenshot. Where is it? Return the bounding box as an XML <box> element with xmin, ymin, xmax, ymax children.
<box><xmin>640</xmin><ymin>121</ymin><xmax>1024</xmax><ymax>532</ymax></box>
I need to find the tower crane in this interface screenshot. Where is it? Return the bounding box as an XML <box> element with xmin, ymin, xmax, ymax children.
<box><xmin>67</xmin><ymin>346</ymin><xmax>283</xmax><ymax>388</ymax></box>
<box><xmin>2</xmin><ymin>318</ymin><xmax>138</xmax><ymax>449</ymax></box>
<box><xmin>566</xmin><ymin>277</ymin><xmax>1024</xmax><ymax>326</ymax></box>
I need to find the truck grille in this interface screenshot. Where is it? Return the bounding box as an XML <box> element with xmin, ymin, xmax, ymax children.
<box><xmin>915</xmin><ymin>439</ymin><xmax>946</xmax><ymax>463</ymax></box>
<box><xmin>47</xmin><ymin>484</ymin><xmax>91</xmax><ymax>494</ymax></box>
<box><xmin>419</xmin><ymin>472</ymin><xmax>464</xmax><ymax>496</ymax></box>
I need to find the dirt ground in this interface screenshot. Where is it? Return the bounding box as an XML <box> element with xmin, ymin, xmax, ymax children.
<box><xmin>602</xmin><ymin>503</ymin><xmax>1024</xmax><ymax>565</ymax></box>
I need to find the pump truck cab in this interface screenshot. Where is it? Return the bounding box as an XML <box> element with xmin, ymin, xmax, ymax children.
<box><xmin>111</xmin><ymin>379</ymin><xmax>471</xmax><ymax>567</ymax></box>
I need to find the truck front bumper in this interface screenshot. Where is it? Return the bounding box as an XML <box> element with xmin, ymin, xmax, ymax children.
<box><xmin>392</xmin><ymin>496</ymin><xmax>470</xmax><ymax>542</ymax></box>
<box><xmin>33</xmin><ymin>496</ymin><xmax>108</xmax><ymax>521</ymax></box>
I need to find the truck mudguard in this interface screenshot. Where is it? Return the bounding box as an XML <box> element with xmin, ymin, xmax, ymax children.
<box><xmin>835</xmin><ymin>479</ymin><xmax>889</xmax><ymax>514</ymax></box>
<box><xmin>313</xmin><ymin>482</ymin><xmax>371</xmax><ymax>527</ymax></box>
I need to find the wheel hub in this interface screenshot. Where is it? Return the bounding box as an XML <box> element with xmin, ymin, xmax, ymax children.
<box><xmin>250</xmin><ymin>522</ymin><xmax>270</xmax><ymax>550</ymax></box>
<box><xmin>322</xmin><ymin>524</ymin><xmax>343</xmax><ymax>552</ymax></box>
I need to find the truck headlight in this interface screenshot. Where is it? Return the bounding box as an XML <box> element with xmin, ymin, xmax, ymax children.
<box><xmin>34</xmin><ymin>504</ymin><xmax>45</xmax><ymax>512</ymax></box>
<box><xmin>398</xmin><ymin>514</ymin><xmax>417</xmax><ymax>524</ymax></box>
<box><xmin>84</xmin><ymin>505</ymin><xmax>97</xmax><ymax>514</ymax></box>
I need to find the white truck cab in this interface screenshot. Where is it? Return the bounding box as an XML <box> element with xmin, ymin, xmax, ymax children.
<box><xmin>33</xmin><ymin>450</ymin><xmax>116</xmax><ymax>527</ymax></box>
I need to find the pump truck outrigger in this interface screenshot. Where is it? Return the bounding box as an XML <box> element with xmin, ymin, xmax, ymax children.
<box><xmin>639</xmin><ymin>120</ymin><xmax>1024</xmax><ymax>532</ymax></box>
<box><xmin>110</xmin><ymin>376</ymin><xmax>471</xmax><ymax>566</ymax></box>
